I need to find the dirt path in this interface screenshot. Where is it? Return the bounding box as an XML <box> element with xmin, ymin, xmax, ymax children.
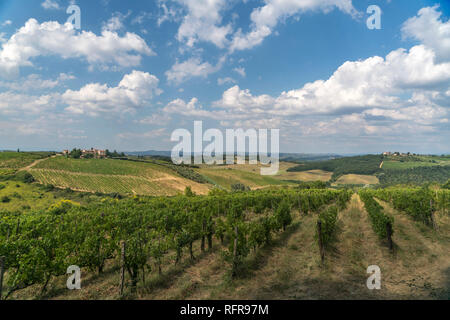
<box><xmin>19</xmin><ymin>155</ymin><xmax>57</xmax><ymax>171</ymax></box>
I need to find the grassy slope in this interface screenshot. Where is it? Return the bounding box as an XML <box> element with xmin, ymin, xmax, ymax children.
<box><xmin>0</xmin><ymin>181</ymin><xmax>60</xmax><ymax>212</ymax></box>
<box><xmin>11</xmin><ymin>194</ymin><xmax>449</xmax><ymax>300</ymax></box>
<box><xmin>0</xmin><ymin>152</ymin><xmax>53</xmax><ymax>170</ymax></box>
<box><xmin>196</xmin><ymin>162</ymin><xmax>334</xmax><ymax>190</ymax></box>
<box><xmin>29</xmin><ymin>157</ymin><xmax>211</xmax><ymax>196</ymax></box>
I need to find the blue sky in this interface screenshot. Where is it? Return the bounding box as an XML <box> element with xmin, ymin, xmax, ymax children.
<box><xmin>0</xmin><ymin>0</ymin><xmax>449</xmax><ymax>154</ymax></box>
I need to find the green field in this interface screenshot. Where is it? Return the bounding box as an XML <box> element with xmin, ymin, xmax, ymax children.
<box><xmin>196</xmin><ymin>167</ymin><xmax>290</xmax><ymax>190</ymax></box>
<box><xmin>383</xmin><ymin>156</ymin><xmax>450</xmax><ymax>170</ymax></box>
<box><xmin>29</xmin><ymin>157</ymin><xmax>211</xmax><ymax>196</ymax></box>
<box><xmin>0</xmin><ymin>181</ymin><xmax>60</xmax><ymax>212</ymax></box>
<box><xmin>0</xmin><ymin>152</ymin><xmax>53</xmax><ymax>170</ymax></box>
<box><xmin>34</xmin><ymin>157</ymin><xmax>174</xmax><ymax>177</ymax></box>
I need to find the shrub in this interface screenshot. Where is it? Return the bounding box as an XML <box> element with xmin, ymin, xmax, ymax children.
<box><xmin>231</xmin><ymin>183</ymin><xmax>250</xmax><ymax>192</ymax></box>
<box><xmin>317</xmin><ymin>205</ymin><xmax>338</xmax><ymax>246</ymax></box>
<box><xmin>184</xmin><ymin>186</ymin><xmax>195</xmax><ymax>197</ymax></box>
<box><xmin>1</xmin><ymin>195</ymin><xmax>11</xmax><ymax>203</ymax></box>
<box><xmin>14</xmin><ymin>171</ymin><xmax>35</xmax><ymax>183</ymax></box>
<box><xmin>47</xmin><ymin>200</ymin><xmax>80</xmax><ymax>215</ymax></box>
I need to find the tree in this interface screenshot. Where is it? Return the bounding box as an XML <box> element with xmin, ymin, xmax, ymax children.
<box><xmin>184</xmin><ymin>186</ymin><xmax>195</xmax><ymax>197</ymax></box>
<box><xmin>70</xmin><ymin>149</ymin><xmax>82</xmax><ymax>159</ymax></box>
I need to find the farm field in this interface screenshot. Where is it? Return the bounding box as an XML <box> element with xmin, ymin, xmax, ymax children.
<box><xmin>196</xmin><ymin>162</ymin><xmax>333</xmax><ymax>189</ymax></box>
<box><xmin>0</xmin><ymin>151</ymin><xmax>54</xmax><ymax>171</ymax></box>
<box><xmin>195</xmin><ymin>166</ymin><xmax>288</xmax><ymax>190</ymax></box>
<box><xmin>275</xmin><ymin>169</ymin><xmax>333</xmax><ymax>182</ymax></box>
<box><xmin>335</xmin><ymin>174</ymin><xmax>379</xmax><ymax>185</ymax></box>
<box><xmin>29</xmin><ymin>157</ymin><xmax>210</xmax><ymax>196</ymax></box>
<box><xmin>382</xmin><ymin>160</ymin><xmax>447</xmax><ymax>170</ymax></box>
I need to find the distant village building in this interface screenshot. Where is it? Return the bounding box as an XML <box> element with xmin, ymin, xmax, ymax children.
<box><xmin>62</xmin><ymin>148</ymin><xmax>106</xmax><ymax>158</ymax></box>
<box><xmin>82</xmin><ymin>148</ymin><xmax>106</xmax><ymax>158</ymax></box>
<box><xmin>383</xmin><ymin>151</ymin><xmax>412</xmax><ymax>157</ymax></box>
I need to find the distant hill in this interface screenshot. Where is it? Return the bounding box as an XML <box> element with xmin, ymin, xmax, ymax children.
<box><xmin>126</xmin><ymin>150</ymin><xmax>172</xmax><ymax>157</ymax></box>
<box><xmin>126</xmin><ymin>151</ymin><xmax>344</xmax><ymax>162</ymax></box>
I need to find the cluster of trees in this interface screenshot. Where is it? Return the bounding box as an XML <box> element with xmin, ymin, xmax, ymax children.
<box><xmin>378</xmin><ymin>166</ymin><xmax>450</xmax><ymax>186</ymax></box>
<box><xmin>287</xmin><ymin>155</ymin><xmax>383</xmax><ymax>181</ymax></box>
<box><xmin>161</xmin><ymin>163</ymin><xmax>209</xmax><ymax>184</ymax></box>
<box><xmin>66</xmin><ymin>149</ymin><xmax>125</xmax><ymax>159</ymax></box>
<box><xmin>0</xmin><ymin>188</ymin><xmax>352</xmax><ymax>298</ymax></box>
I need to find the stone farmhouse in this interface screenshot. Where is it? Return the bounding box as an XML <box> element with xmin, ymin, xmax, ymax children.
<box><xmin>81</xmin><ymin>148</ymin><xmax>107</xmax><ymax>158</ymax></box>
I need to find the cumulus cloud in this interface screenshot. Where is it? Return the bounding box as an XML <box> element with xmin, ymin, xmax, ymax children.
<box><xmin>63</xmin><ymin>70</ymin><xmax>162</xmax><ymax>116</ymax></box>
<box><xmin>176</xmin><ymin>0</ymin><xmax>232</xmax><ymax>48</ymax></box>
<box><xmin>0</xmin><ymin>19</ymin><xmax>154</xmax><ymax>77</ymax></box>
<box><xmin>402</xmin><ymin>5</ymin><xmax>450</xmax><ymax>62</ymax></box>
<box><xmin>212</xmin><ymin>44</ymin><xmax>450</xmax><ymax>116</ymax></box>
<box><xmin>166</xmin><ymin>56</ymin><xmax>225</xmax><ymax>84</ymax></box>
<box><xmin>230</xmin><ymin>0</ymin><xmax>358</xmax><ymax>52</ymax></box>
<box><xmin>0</xmin><ymin>92</ymin><xmax>59</xmax><ymax>115</ymax></box>
<box><xmin>164</xmin><ymin>6</ymin><xmax>450</xmax><ymax>142</ymax></box>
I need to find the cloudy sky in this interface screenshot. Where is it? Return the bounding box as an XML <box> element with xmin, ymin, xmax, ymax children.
<box><xmin>0</xmin><ymin>0</ymin><xmax>449</xmax><ymax>154</ymax></box>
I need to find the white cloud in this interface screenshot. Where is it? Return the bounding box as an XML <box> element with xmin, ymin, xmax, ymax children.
<box><xmin>230</xmin><ymin>0</ymin><xmax>358</xmax><ymax>52</ymax></box>
<box><xmin>0</xmin><ymin>19</ymin><xmax>154</xmax><ymax>77</ymax></box>
<box><xmin>0</xmin><ymin>73</ymin><xmax>75</xmax><ymax>91</ymax></box>
<box><xmin>117</xmin><ymin>128</ymin><xmax>167</xmax><ymax>139</ymax></box>
<box><xmin>163</xmin><ymin>6</ymin><xmax>450</xmax><ymax>142</ymax></box>
<box><xmin>212</xmin><ymin>44</ymin><xmax>450</xmax><ymax>116</ymax></box>
<box><xmin>135</xmin><ymin>113</ymin><xmax>171</xmax><ymax>125</ymax></box>
<box><xmin>402</xmin><ymin>5</ymin><xmax>450</xmax><ymax>63</ymax></box>
<box><xmin>217</xmin><ymin>77</ymin><xmax>236</xmax><ymax>85</ymax></box>
<box><xmin>163</xmin><ymin>97</ymin><xmax>228</xmax><ymax>119</ymax></box>
<box><xmin>103</xmin><ymin>11</ymin><xmax>132</xmax><ymax>32</ymax></box>
<box><xmin>0</xmin><ymin>92</ymin><xmax>59</xmax><ymax>115</ymax></box>
<box><xmin>41</xmin><ymin>0</ymin><xmax>60</xmax><ymax>10</ymax></box>
<box><xmin>1</xmin><ymin>20</ymin><xmax>12</xmax><ymax>26</ymax></box>
<box><xmin>157</xmin><ymin>2</ymin><xmax>181</xmax><ymax>26</ymax></box>
<box><xmin>166</xmin><ymin>56</ymin><xmax>225</xmax><ymax>84</ymax></box>
<box><xmin>233</xmin><ymin>67</ymin><xmax>246</xmax><ymax>77</ymax></box>
<box><xmin>176</xmin><ymin>0</ymin><xmax>232</xmax><ymax>48</ymax></box>
<box><xmin>63</xmin><ymin>70</ymin><xmax>162</xmax><ymax>116</ymax></box>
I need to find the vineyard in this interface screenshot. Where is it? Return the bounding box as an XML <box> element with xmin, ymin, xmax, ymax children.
<box><xmin>0</xmin><ymin>188</ymin><xmax>352</xmax><ymax>299</ymax></box>
<box><xmin>28</xmin><ymin>157</ymin><xmax>210</xmax><ymax>196</ymax></box>
<box><xmin>0</xmin><ymin>184</ymin><xmax>448</xmax><ymax>300</ymax></box>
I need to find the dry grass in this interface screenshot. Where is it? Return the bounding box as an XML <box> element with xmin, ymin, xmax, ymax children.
<box><xmin>336</xmin><ymin>174</ymin><xmax>379</xmax><ymax>185</ymax></box>
<box><xmin>275</xmin><ymin>170</ymin><xmax>333</xmax><ymax>182</ymax></box>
